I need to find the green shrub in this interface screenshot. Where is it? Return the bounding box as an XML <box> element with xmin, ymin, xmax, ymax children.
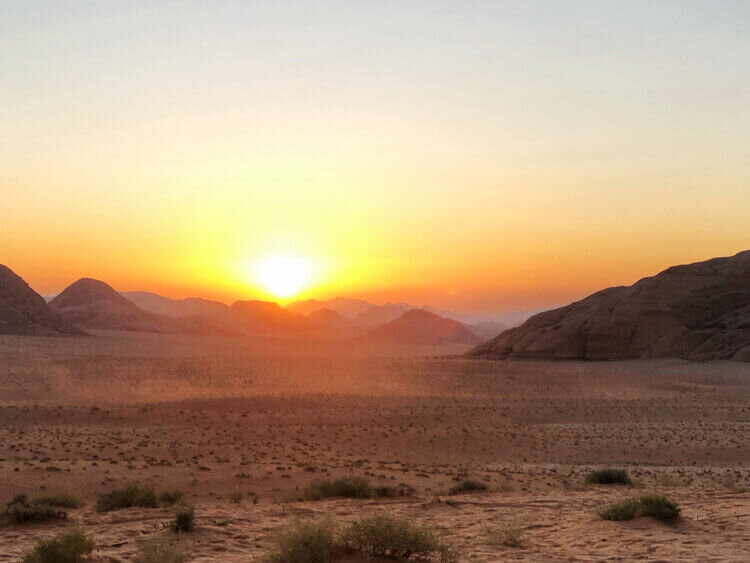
<box><xmin>22</xmin><ymin>527</ymin><xmax>94</xmax><ymax>563</ymax></box>
<box><xmin>638</xmin><ymin>494</ymin><xmax>681</xmax><ymax>521</ymax></box>
<box><xmin>158</xmin><ymin>491</ymin><xmax>184</xmax><ymax>506</ymax></box>
<box><xmin>32</xmin><ymin>492</ymin><xmax>84</xmax><ymax>509</ymax></box>
<box><xmin>484</xmin><ymin>523</ymin><xmax>524</xmax><ymax>547</ymax></box>
<box><xmin>172</xmin><ymin>506</ymin><xmax>195</xmax><ymax>532</ymax></box>
<box><xmin>262</xmin><ymin>517</ymin><xmax>337</xmax><ymax>563</ymax></box>
<box><xmin>598</xmin><ymin>498</ymin><xmax>640</xmax><ymax>521</ymax></box>
<box><xmin>586</xmin><ymin>469</ymin><xmax>631</xmax><ymax>485</ymax></box>
<box><xmin>449</xmin><ymin>479</ymin><xmax>488</xmax><ymax>495</ymax></box>
<box><xmin>3</xmin><ymin>496</ymin><xmax>68</xmax><ymax>524</ymax></box>
<box><xmin>342</xmin><ymin>513</ymin><xmax>458</xmax><ymax>561</ymax></box>
<box><xmin>134</xmin><ymin>537</ymin><xmax>188</xmax><ymax>563</ymax></box>
<box><xmin>96</xmin><ymin>485</ymin><xmax>158</xmax><ymax>512</ymax></box>
<box><xmin>599</xmin><ymin>495</ymin><xmax>680</xmax><ymax>522</ymax></box>
<box><xmin>301</xmin><ymin>476</ymin><xmax>373</xmax><ymax>500</ymax></box>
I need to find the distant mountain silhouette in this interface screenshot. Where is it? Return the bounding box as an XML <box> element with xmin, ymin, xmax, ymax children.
<box><xmin>50</xmin><ymin>279</ymin><xmax>236</xmax><ymax>335</ymax></box>
<box><xmin>364</xmin><ymin>309</ymin><xmax>481</xmax><ymax>345</ymax></box>
<box><xmin>354</xmin><ymin>303</ymin><xmax>413</xmax><ymax>327</ymax></box>
<box><xmin>467</xmin><ymin>320</ymin><xmax>509</xmax><ymax>340</ymax></box>
<box><xmin>286</xmin><ymin>297</ymin><xmax>375</xmax><ymax>318</ymax></box>
<box><xmin>307</xmin><ymin>307</ymin><xmax>351</xmax><ymax>328</ymax></box>
<box><xmin>0</xmin><ymin>264</ymin><xmax>85</xmax><ymax>336</ymax></box>
<box><xmin>230</xmin><ymin>300</ymin><xmax>308</xmax><ymax>334</ymax></box>
<box><xmin>122</xmin><ymin>291</ymin><xmax>233</xmax><ymax>322</ymax></box>
<box><xmin>470</xmin><ymin>250</ymin><xmax>750</xmax><ymax>361</ymax></box>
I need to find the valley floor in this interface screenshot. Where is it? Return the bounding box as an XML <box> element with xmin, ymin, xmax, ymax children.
<box><xmin>0</xmin><ymin>333</ymin><xmax>749</xmax><ymax>560</ymax></box>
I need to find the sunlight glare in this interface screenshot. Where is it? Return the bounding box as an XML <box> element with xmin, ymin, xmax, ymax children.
<box><xmin>255</xmin><ymin>256</ymin><xmax>310</xmax><ymax>299</ymax></box>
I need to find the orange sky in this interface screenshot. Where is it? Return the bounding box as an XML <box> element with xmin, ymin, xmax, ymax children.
<box><xmin>2</xmin><ymin>2</ymin><xmax>749</xmax><ymax>313</ymax></box>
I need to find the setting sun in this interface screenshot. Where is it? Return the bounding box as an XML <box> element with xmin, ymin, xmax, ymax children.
<box><xmin>255</xmin><ymin>256</ymin><xmax>311</xmax><ymax>299</ymax></box>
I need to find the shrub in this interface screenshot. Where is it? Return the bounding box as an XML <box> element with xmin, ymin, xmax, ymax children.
<box><xmin>32</xmin><ymin>492</ymin><xmax>84</xmax><ymax>509</ymax></box>
<box><xmin>484</xmin><ymin>523</ymin><xmax>524</xmax><ymax>547</ymax></box>
<box><xmin>22</xmin><ymin>527</ymin><xmax>94</xmax><ymax>563</ymax></box>
<box><xmin>172</xmin><ymin>506</ymin><xmax>195</xmax><ymax>532</ymax></box>
<box><xmin>301</xmin><ymin>476</ymin><xmax>373</xmax><ymax>500</ymax></box>
<box><xmin>262</xmin><ymin>517</ymin><xmax>337</xmax><ymax>563</ymax></box>
<box><xmin>158</xmin><ymin>491</ymin><xmax>184</xmax><ymax>506</ymax></box>
<box><xmin>449</xmin><ymin>479</ymin><xmax>488</xmax><ymax>495</ymax></box>
<box><xmin>586</xmin><ymin>469</ymin><xmax>631</xmax><ymax>485</ymax></box>
<box><xmin>342</xmin><ymin>513</ymin><xmax>458</xmax><ymax>561</ymax></box>
<box><xmin>134</xmin><ymin>537</ymin><xmax>188</xmax><ymax>563</ymax></box>
<box><xmin>3</xmin><ymin>496</ymin><xmax>68</xmax><ymax>524</ymax></box>
<box><xmin>96</xmin><ymin>485</ymin><xmax>158</xmax><ymax>512</ymax></box>
<box><xmin>229</xmin><ymin>491</ymin><xmax>244</xmax><ymax>504</ymax></box>
<box><xmin>598</xmin><ymin>498</ymin><xmax>640</xmax><ymax>521</ymax></box>
<box><xmin>638</xmin><ymin>494</ymin><xmax>681</xmax><ymax>521</ymax></box>
<box><xmin>372</xmin><ymin>483</ymin><xmax>417</xmax><ymax>498</ymax></box>
<box><xmin>599</xmin><ymin>495</ymin><xmax>680</xmax><ymax>522</ymax></box>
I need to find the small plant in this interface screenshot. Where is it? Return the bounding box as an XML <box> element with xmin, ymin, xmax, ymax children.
<box><xmin>3</xmin><ymin>495</ymin><xmax>68</xmax><ymax>524</ymax></box>
<box><xmin>134</xmin><ymin>536</ymin><xmax>188</xmax><ymax>563</ymax></box>
<box><xmin>262</xmin><ymin>517</ymin><xmax>337</xmax><ymax>563</ymax></box>
<box><xmin>158</xmin><ymin>491</ymin><xmax>184</xmax><ymax>506</ymax></box>
<box><xmin>22</xmin><ymin>527</ymin><xmax>95</xmax><ymax>563</ymax></box>
<box><xmin>301</xmin><ymin>476</ymin><xmax>372</xmax><ymax>500</ymax></box>
<box><xmin>586</xmin><ymin>469</ymin><xmax>632</xmax><ymax>485</ymax></box>
<box><xmin>32</xmin><ymin>492</ymin><xmax>84</xmax><ymax>509</ymax></box>
<box><xmin>172</xmin><ymin>506</ymin><xmax>195</xmax><ymax>532</ymax></box>
<box><xmin>96</xmin><ymin>484</ymin><xmax>158</xmax><ymax>512</ymax></box>
<box><xmin>484</xmin><ymin>523</ymin><xmax>524</xmax><ymax>548</ymax></box>
<box><xmin>229</xmin><ymin>490</ymin><xmax>244</xmax><ymax>504</ymax></box>
<box><xmin>599</xmin><ymin>495</ymin><xmax>680</xmax><ymax>522</ymax></box>
<box><xmin>598</xmin><ymin>498</ymin><xmax>640</xmax><ymax>521</ymax></box>
<box><xmin>449</xmin><ymin>479</ymin><xmax>488</xmax><ymax>495</ymax></box>
<box><xmin>638</xmin><ymin>494</ymin><xmax>681</xmax><ymax>521</ymax></box>
<box><xmin>342</xmin><ymin>512</ymin><xmax>458</xmax><ymax>561</ymax></box>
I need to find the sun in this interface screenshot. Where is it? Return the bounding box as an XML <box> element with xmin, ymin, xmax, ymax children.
<box><xmin>255</xmin><ymin>256</ymin><xmax>310</xmax><ymax>299</ymax></box>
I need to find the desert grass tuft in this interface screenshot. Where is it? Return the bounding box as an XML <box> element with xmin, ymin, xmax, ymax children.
<box><xmin>262</xmin><ymin>517</ymin><xmax>337</xmax><ymax>563</ymax></box>
<box><xmin>448</xmin><ymin>479</ymin><xmax>488</xmax><ymax>495</ymax></box>
<box><xmin>484</xmin><ymin>523</ymin><xmax>525</xmax><ymax>548</ymax></box>
<box><xmin>96</xmin><ymin>484</ymin><xmax>158</xmax><ymax>512</ymax></box>
<box><xmin>171</xmin><ymin>506</ymin><xmax>195</xmax><ymax>532</ymax></box>
<box><xmin>599</xmin><ymin>494</ymin><xmax>680</xmax><ymax>521</ymax></box>
<box><xmin>22</xmin><ymin>527</ymin><xmax>95</xmax><ymax>563</ymax></box>
<box><xmin>586</xmin><ymin>469</ymin><xmax>632</xmax><ymax>485</ymax></box>
<box><xmin>134</xmin><ymin>537</ymin><xmax>188</xmax><ymax>563</ymax></box>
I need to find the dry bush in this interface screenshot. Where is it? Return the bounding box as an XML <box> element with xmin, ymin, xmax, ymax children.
<box><xmin>32</xmin><ymin>492</ymin><xmax>84</xmax><ymax>509</ymax></box>
<box><xmin>3</xmin><ymin>495</ymin><xmax>68</xmax><ymax>524</ymax></box>
<box><xmin>171</xmin><ymin>506</ymin><xmax>195</xmax><ymax>532</ymax></box>
<box><xmin>599</xmin><ymin>494</ymin><xmax>680</xmax><ymax>521</ymax></box>
<box><xmin>134</xmin><ymin>537</ymin><xmax>189</xmax><ymax>563</ymax></box>
<box><xmin>586</xmin><ymin>469</ymin><xmax>632</xmax><ymax>485</ymax></box>
<box><xmin>448</xmin><ymin>479</ymin><xmax>488</xmax><ymax>495</ymax></box>
<box><xmin>262</xmin><ymin>517</ymin><xmax>337</xmax><ymax>563</ymax></box>
<box><xmin>484</xmin><ymin>523</ymin><xmax>525</xmax><ymax>548</ymax></box>
<box><xmin>96</xmin><ymin>485</ymin><xmax>158</xmax><ymax>512</ymax></box>
<box><xmin>22</xmin><ymin>527</ymin><xmax>94</xmax><ymax>563</ymax></box>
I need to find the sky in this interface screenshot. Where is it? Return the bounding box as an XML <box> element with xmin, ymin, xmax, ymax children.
<box><xmin>1</xmin><ymin>1</ymin><xmax>749</xmax><ymax>313</ymax></box>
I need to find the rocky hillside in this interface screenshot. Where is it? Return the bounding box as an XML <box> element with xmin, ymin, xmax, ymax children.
<box><xmin>470</xmin><ymin>251</ymin><xmax>750</xmax><ymax>361</ymax></box>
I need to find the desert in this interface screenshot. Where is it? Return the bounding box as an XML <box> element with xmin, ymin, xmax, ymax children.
<box><xmin>1</xmin><ymin>329</ymin><xmax>749</xmax><ymax>561</ymax></box>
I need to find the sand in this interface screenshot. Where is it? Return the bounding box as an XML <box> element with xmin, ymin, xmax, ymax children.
<box><xmin>1</xmin><ymin>332</ymin><xmax>749</xmax><ymax>561</ymax></box>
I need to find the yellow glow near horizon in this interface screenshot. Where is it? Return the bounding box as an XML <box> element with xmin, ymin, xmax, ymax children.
<box><xmin>254</xmin><ymin>256</ymin><xmax>311</xmax><ymax>299</ymax></box>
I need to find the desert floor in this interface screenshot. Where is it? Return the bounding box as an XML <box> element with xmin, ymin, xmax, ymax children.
<box><xmin>0</xmin><ymin>332</ymin><xmax>749</xmax><ymax>561</ymax></box>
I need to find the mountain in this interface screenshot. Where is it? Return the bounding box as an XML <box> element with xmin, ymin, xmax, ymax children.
<box><xmin>364</xmin><ymin>309</ymin><xmax>482</xmax><ymax>345</ymax></box>
<box><xmin>230</xmin><ymin>300</ymin><xmax>308</xmax><ymax>334</ymax></box>
<box><xmin>354</xmin><ymin>303</ymin><xmax>413</xmax><ymax>327</ymax></box>
<box><xmin>121</xmin><ymin>291</ymin><xmax>233</xmax><ymax>322</ymax></box>
<box><xmin>0</xmin><ymin>264</ymin><xmax>85</xmax><ymax>336</ymax></box>
<box><xmin>470</xmin><ymin>250</ymin><xmax>750</xmax><ymax>361</ymax></box>
<box><xmin>467</xmin><ymin>321</ymin><xmax>509</xmax><ymax>341</ymax></box>
<box><xmin>286</xmin><ymin>297</ymin><xmax>375</xmax><ymax>318</ymax></box>
<box><xmin>307</xmin><ymin>307</ymin><xmax>351</xmax><ymax>329</ymax></box>
<box><xmin>49</xmin><ymin>278</ymin><xmax>236</xmax><ymax>335</ymax></box>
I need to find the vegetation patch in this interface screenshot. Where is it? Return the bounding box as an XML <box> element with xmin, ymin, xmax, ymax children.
<box><xmin>262</xmin><ymin>517</ymin><xmax>338</xmax><ymax>563</ymax></box>
<box><xmin>134</xmin><ymin>537</ymin><xmax>188</xmax><ymax>563</ymax></box>
<box><xmin>32</xmin><ymin>492</ymin><xmax>84</xmax><ymax>509</ymax></box>
<box><xmin>96</xmin><ymin>484</ymin><xmax>158</xmax><ymax>512</ymax></box>
<box><xmin>342</xmin><ymin>512</ymin><xmax>459</xmax><ymax>561</ymax></box>
<box><xmin>484</xmin><ymin>523</ymin><xmax>525</xmax><ymax>548</ymax></box>
<box><xmin>599</xmin><ymin>495</ymin><xmax>681</xmax><ymax>521</ymax></box>
<box><xmin>171</xmin><ymin>506</ymin><xmax>195</xmax><ymax>532</ymax></box>
<box><xmin>158</xmin><ymin>491</ymin><xmax>184</xmax><ymax>506</ymax></box>
<box><xmin>22</xmin><ymin>527</ymin><xmax>95</xmax><ymax>563</ymax></box>
<box><xmin>586</xmin><ymin>469</ymin><xmax>632</xmax><ymax>485</ymax></box>
<box><xmin>448</xmin><ymin>479</ymin><xmax>488</xmax><ymax>495</ymax></box>
<box><xmin>3</xmin><ymin>495</ymin><xmax>68</xmax><ymax>524</ymax></box>
<box><xmin>300</xmin><ymin>476</ymin><xmax>415</xmax><ymax>501</ymax></box>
